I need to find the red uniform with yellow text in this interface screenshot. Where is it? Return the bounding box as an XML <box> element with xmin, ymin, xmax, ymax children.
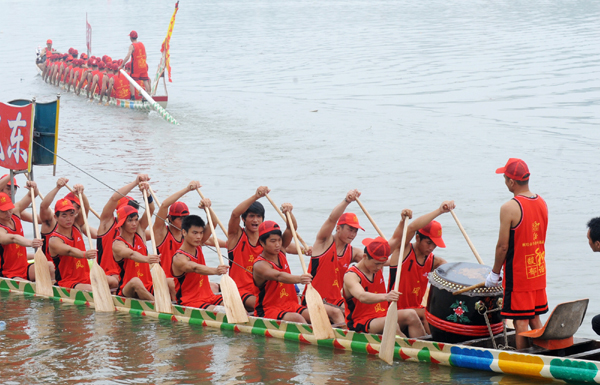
<box><xmin>97</xmin><ymin>219</ymin><xmax>121</xmax><ymax>276</ymax></box>
<box><xmin>388</xmin><ymin>244</ymin><xmax>434</xmax><ymax>309</ymax></box>
<box><xmin>115</xmin><ymin>233</ymin><xmax>153</xmax><ymax>295</ymax></box>
<box><xmin>305</xmin><ymin>240</ymin><xmax>352</xmax><ymax>306</ymax></box>
<box><xmin>253</xmin><ymin>252</ymin><xmax>307</xmax><ymax>320</ymax></box>
<box><xmin>343</xmin><ymin>266</ymin><xmax>389</xmax><ymax>333</ymax></box>
<box><xmin>173</xmin><ymin>247</ymin><xmax>223</xmax><ymax>309</ymax></box>
<box><xmin>50</xmin><ymin>226</ymin><xmax>91</xmax><ymax>288</ymax></box>
<box><xmin>229</xmin><ymin>230</ymin><xmax>262</xmax><ymax>302</ymax></box>
<box><xmin>0</xmin><ymin>214</ymin><xmax>29</xmax><ymax>279</ymax></box>
<box><xmin>158</xmin><ymin>228</ymin><xmax>183</xmax><ymax>279</ymax></box>
<box><xmin>130</xmin><ymin>41</ymin><xmax>149</xmax><ymax>80</ymax></box>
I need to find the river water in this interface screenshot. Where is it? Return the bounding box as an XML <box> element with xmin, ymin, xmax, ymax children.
<box><xmin>1</xmin><ymin>0</ymin><xmax>599</xmax><ymax>383</ymax></box>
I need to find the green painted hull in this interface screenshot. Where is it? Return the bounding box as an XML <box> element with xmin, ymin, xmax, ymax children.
<box><xmin>1</xmin><ymin>277</ymin><xmax>598</xmax><ymax>384</ymax></box>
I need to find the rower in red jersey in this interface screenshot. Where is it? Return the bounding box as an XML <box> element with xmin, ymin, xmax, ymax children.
<box><xmin>62</xmin><ymin>55</ymin><xmax>73</xmax><ymax>86</ymax></box>
<box><xmin>112</xmin><ymin>66</ymin><xmax>132</xmax><ymax>100</ymax></box>
<box><xmin>120</xmin><ymin>30</ymin><xmax>150</xmax><ymax>98</ymax></box>
<box><xmin>97</xmin><ymin>174</ymin><xmax>150</xmax><ymax>291</ymax></box>
<box><xmin>85</xmin><ymin>59</ymin><xmax>99</xmax><ymax>98</ymax></box>
<box><xmin>0</xmin><ymin>185</ymin><xmax>49</xmax><ymax>282</ymax></box>
<box><xmin>0</xmin><ymin>174</ymin><xmax>33</xmax><ymax>223</ymax></box>
<box><xmin>39</xmin><ymin>39</ymin><xmax>56</xmax><ymax>76</ymax></box>
<box><xmin>343</xmin><ymin>237</ymin><xmax>426</xmax><ymax>337</ymax></box>
<box><xmin>172</xmin><ymin>210</ymin><xmax>229</xmax><ymax>310</ymax></box>
<box><xmin>48</xmin><ymin>198</ymin><xmax>96</xmax><ymax>291</ymax></box>
<box><xmin>387</xmin><ymin>201</ymin><xmax>455</xmax><ymax>334</ymax></box>
<box><xmin>66</xmin><ymin>59</ymin><xmax>80</xmax><ymax>93</ymax></box>
<box><xmin>99</xmin><ymin>64</ymin><xmax>117</xmax><ymax>103</ymax></box>
<box><xmin>112</xmin><ymin>182</ymin><xmax>158</xmax><ymax>300</ymax></box>
<box><xmin>308</xmin><ymin>189</ymin><xmax>365</xmax><ymax>310</ymax></box>
<box><xmin>75</xmin><ymin>58</ymin><xmax>91</xmax><ymax>95</ymax></box>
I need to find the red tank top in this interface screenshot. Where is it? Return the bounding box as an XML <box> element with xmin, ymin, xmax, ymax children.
<box><xmin>157</xmin><ymin>227</ymin><xmax>183</xmax><ymax>279</ymax></box>
<box><xmin>72</xmin><ymin>68</ymin><xmax>80</xmax><ymax>84</ymax></box>
<box><xmin>173</xmin><ymin>247</ymin><xmax>214</xmax><ymax>306</ymax></box>
<box><xmin>50</xmin><ymin>226</ymin><xmax>91</xmax><ymax>287</ymax></box>
<box><xmin>388</xmin><ymin>244</ymin><xmax>434</xmax><ymax>309</ymax></box>
<box><xmin>115</xmin><ymin>233</ymin><xmax>153</xmax><ymax>293</ymax></box>
<box><xmin>504</xmin><ymin>195</ymin><xmax>548</xmax><ymax>292</ymax></box>
<box><xmin>253</xmin><ymin>252</ymin><xmax>298</xmax><ymax>317</ymax></box>
<box><xmin>42</xmin><ymin>223</ymin><xmax>58</xmax><ymax>263</ymax></box>
<box><xmin>228</xmin><ymin>230</ymin><xmax>262</xmax><ymax>295</ymax></box>
<box><xmin>343</xmin><ymin>266</ymin><xmax>388</xmax><ymax>324</ymax></box>
<box><xmin>131</xmin><ymin>42</ymin><xmax>148</xmax><ymax>72</ymax></box>
<box><xmin>0</xmin><ymin>215</ymin><xmax>28</xmax><ymax>279</ymax></box>
<box><xmin>113</xmin><ymin>73</ymin><xmax>131</xmax><ymax>99</ymax></box>
<box><xmin>98</xmin><ymin>219</ymin><xmax>121</xmax><ymax>276</ymax></box>
<box><xmin>305</xmin><ymin>241</ymin><xmax>352</xmax><ymax>304</ymax></box>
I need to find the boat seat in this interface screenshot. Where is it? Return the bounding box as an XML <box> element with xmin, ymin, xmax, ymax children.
<box><xmin>518</xmin><ymin>299</ymin><xmax>589</xmax><ymax>350</ymax></box>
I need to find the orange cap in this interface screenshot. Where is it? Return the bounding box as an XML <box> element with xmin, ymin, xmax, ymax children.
<box><xmin>0</xmin><ymin>193</ymin><xmax>15</xmax><ymax>211</ymax></box>
<box><xmin>55</xmin><ymin>198</ymin><xmax>75</xmax><ymax>213</ymax></box>
<box><xmin>337</xmin><ymin>213</ymin><xmax>364</xmax><ymax>231</ymax></box>
<box><xmin>116</xmin><ymin>205</ymin><xmax>138</xmax><ymax>228</ymax></box>
<box><xmin>418</xmin><ymin>221</ymin><xmax>445</xmax><ymax>248</ymax></box>
<box><xmin>47</xmin><ymin>39</ymin><xmax>52</xmax><ymax>44</ymax></box>
<box><xmin>117</xmin><ymin>196</ymin><xmax>134</xmax><ymax>210</ymax></box>
<box><xmin>64</xmin><ymin>192</ymin><xmax>81</xmax><ymax>207</ymax></box>
<box><xmin>362</xmin><ymin>237</ymin><xmax>391</xmax><ymax>261</ymax></box>
<box><xmin>258</xmin><ymin>220</ymin><xmax>280</xmax><ymax>237</ymax></box>
<box><xmin>496</xmin><ymin>158</ymin><xmax>530</xmax><ymax>181</ymax></box>
<box><xmin>169</xmin><ymin>201</ymin><xmax>189</xmax><ymax>217</ymax></box>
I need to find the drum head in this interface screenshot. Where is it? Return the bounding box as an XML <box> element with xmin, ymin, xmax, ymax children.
<box><xmin>429</xmin><ymin>262</ymin><xmax>503</xmax><ymax>295</ymax></box>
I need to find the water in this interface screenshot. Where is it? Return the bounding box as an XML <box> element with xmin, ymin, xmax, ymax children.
<box><xmin>1</xmin><ymin>0</ymin><xmax>600</xmax><ymax>382</ymax></box>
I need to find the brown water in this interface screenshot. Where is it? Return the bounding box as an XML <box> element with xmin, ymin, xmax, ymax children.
<box><xmin>1</xmin><ymin>0</ymin><xmax>600</xmax><ymax>382</ymax></box>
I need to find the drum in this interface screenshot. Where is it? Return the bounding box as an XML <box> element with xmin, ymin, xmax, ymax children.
<box><xmin>425</xmin><ymin>262</ymin><xmax>504</xmax><ymax>343</ymax></box>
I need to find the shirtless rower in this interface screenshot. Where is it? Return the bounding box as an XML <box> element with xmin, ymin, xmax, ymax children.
<box><xmin>112</xmin><ymin>182</ymin><xmax>158</xmax><ymax>300</ymax></box>
<box><xmin>308</xmin><ymin>189</ymin><xmax>365</xmax><ymax>310</ymax></box>
<box><xmin>120</xmin><ymin>30</ymin><xmax>150</xmax><ymax>98</ymax></box>
<box><xmin>0</xmin><ymin>185</ymin><xmax>49</xmax><ymax>282</ymax></box>
<box><xmin>48</xmin><ymin>198</ymin><xmax>96</xmax><ymax>291</ymax></box>
<box><xmin>172</xmin><ymin>210</ymin><xmax>229</xmax><ymax>310</ymax></box>
<box><xmin>388</xmin><ymin>201</ymin><xmax>455</xmax><ymax>333</ymax></box>
<box><xmin>343</xmin><ymin>237</ymin><xmax>426</xmax><ymax>337</ymax></box>
<box><xmin>97</xmin><ymin>174</ymin><xmax>150</xmax><ymax>290</ymax></box>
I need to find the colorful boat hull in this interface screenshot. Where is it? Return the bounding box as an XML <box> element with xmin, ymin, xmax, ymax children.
<box><xmin>1</xmin><ymin>276</ymin><xmax>598</xmax><ymax>384</ymax></box>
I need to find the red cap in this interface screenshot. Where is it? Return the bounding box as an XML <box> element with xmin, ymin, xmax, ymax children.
<box><xmin>80</xmin><ymin>53</ymin><xmax>88</xmax><ymax>60</ymax></box>
<box><xmin>111</xmin><ymin>63</ymin><xmax>119</xmax><ymax>71</ymax></box>
<box><xmin>495</xmin><ymin>158</ymin><xmax>530</xmax><ymax>181</ymax></box>
<box><xmin>362</xmin><ymin>237</ymin><xmax>391</xmax><ymax>262</ymax></box>
<box><xmin>1</xmin><ymin>174</ymin><xmax>18</xmax><ymax>187</ymax></box>
<box><xmin>0</xmin><ymin>193</ymin><xmax>15</xmax><ymax>211</ymax></box>
<box><xmin>72</xmin><ymin>50</ymin><xmax>78</xmax><ymax>58</ymax></box>
<box><xmin>258</xmin><ymin>220</ymin><xmax>281</xmax><ymax>237</ymax></box>
<box><xmin>418</xmin><ymin>221</ymin><xmax>446</xmax><ymax>248</ymax></box>
<box><xmin>129</xmin><ymin>30</ymin><xmax>138</xmax><ymax>39</ymax></box>
<box><xmin>117</xmin><ymin>195</ymin><xmax>134</xmax><ymax>209</ymax></box>
<box><xmin>87</xmin><ymin>59</ymin><xmax>94</xmax><ymax>67</ymax></box>
<box><xmin>66</xmin><ymin>55</ymin><xmax>73</xmax><ymax>62</ymax></box>
<box><xmin>55</xmin><ymin>198</ymin><xmax>75</xmax><ymax>213</ymax></box>
<box><xmin>47</xmin><ymin>39</ymin><xmax>52</xmax><ymax>44</ymax></box>
<box><xmin>64</xmin><ymin>192</ymin><xmax>81</xmax><ymax>207</ymax></box>
<box><xmin>169</xmin><ymin>201</ymin><xmax>189</xmax><ymax>217</ymax></box>
<box><xmin>98</xmin><ymin>61</ymin><xmax>106</xmax><ymax>69</ymax></box>
<box><xmin>116</xmin><ymin>205</ymin><xmax>138</xmax><ymax>228</ymax></box>
<box><xmin>337</xmin><ymin>213</ymin><xmax>365</xmax><ymax>231</ymax></box>
<box><xmin>103</xmin><ymin>56</ymin><xmax>112</xmax><ymax>63</ymax></box>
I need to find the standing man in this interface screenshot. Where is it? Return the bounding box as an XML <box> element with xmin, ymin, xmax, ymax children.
<box><xmin>587</xmin><ymin>217</ymin><xmax>600</xmax><ymax>252</ymax></box>
<box><xmin>120</xmin><ymin>30</ymin><xmax>150</xmax><ymax>98</ymax></box>
<box><xmin>486</xmin><ymin>158</ymin><xmax>548</xmax><ymax>350</ymax></box>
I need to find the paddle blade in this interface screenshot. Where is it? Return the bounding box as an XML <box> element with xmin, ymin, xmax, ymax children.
<box><xmin>33</xmin><ymin>249</ymin><xmax>53</xmax><ymax>297</ymax></box>
<box><xmin>90</xmin><ymin>262</ymin><xmax>115</xmax><ymax>312</ymax></box>
<box><xmin>220</xmin><ymin>275</ymin><xmax>249</xmax><ymax>324</ymax></box>
<box><xmin>378</xmin><ymin>301</ymin><xmax>398</xmax><ymax>364</ymax></box>
<box><xmin>305</xmin><ymin>284</ymin><xmax>335</xmax><ymax>340</ymax></box>
<box><xmin>150</xmin><ymin>264</ymin><xmax>173</xmax><ymax>314</ymax></box>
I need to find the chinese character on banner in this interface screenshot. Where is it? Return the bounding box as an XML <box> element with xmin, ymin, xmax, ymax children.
<box><xmin>0</xmin><ymin>102</ymin><xmax>34</xmax><ymax>171</ymax></box>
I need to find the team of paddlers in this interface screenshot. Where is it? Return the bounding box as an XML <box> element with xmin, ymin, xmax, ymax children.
<box><xmin>36</xmin><ymin>32</ymin><xmax>151</xmax><ymax>102</ymax></box>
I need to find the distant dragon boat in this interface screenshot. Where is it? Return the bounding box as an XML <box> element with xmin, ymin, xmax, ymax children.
<box><xmin>2</xmin><ymin>274</ymin><xmax>598</xmax><ymax>384</ymax></box>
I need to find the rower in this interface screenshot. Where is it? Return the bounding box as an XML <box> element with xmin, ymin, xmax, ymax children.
<box><xmin>120</xmin><ymin>30</ymin><xmax>151</xmax><ymax>98</ymax></box>
<box><xmin>343</xmin><ymin>237</ymin><xmax>426</xmax><ymax>337</ymax></box>
<box><xmin>388</xmin><ymin>201</ymin><xmax>455</xmax><ymax>334</ymax></box>
<box><xmin>99</xmin><ymin>64</ymin><xmax>117</xmax><ymax>104</ymax></box>
<box><xmin>0</xmin><ymin>175</ymin><xmax>33</xmax><ymax>223</ymax></box>
<box><xmin>112</xmin><ymin>182</ymin><xmax>158</xmax><ymax>300</ymax></box>
<box><xmin>112</xmin><ymin>65</ymin><xmax>132</xmax><ymax>100</ymax></box>
<box><xmin>89</xmin><ymin>61</ymin><xmax>107</xmax><ymax>100</ymax></box>
<box><xmin>39</xmin><ymin>39</ymin><xmax>54</xmax><ymax>74</ymax></box>
<box><xmin>97</xmin><ymin>174</ymin><xmax>150</xmax><ymax>290</ymax></box>
<box><xmin>172</xmin><ymin>209</ymin><xmax>229</xmax><ymax>310</ymax></box>
<box><xmin>0</xmin><ymin>186</ymin><xmax>50</xmax><ymax>282</ymax></box>
<box><xmin>308</xmin><ymin>189</ymin><xmax>365</xmax><ymax>310</ymax></box>
<box><xmin>86</xmin><ymin>60</ymin><xmax>100</xmax><ymax>99</ymax></box>
<box><xmin>48</xmin><ymin>198</ymin><xmax>96</xmax><ymax>291</ymax></box>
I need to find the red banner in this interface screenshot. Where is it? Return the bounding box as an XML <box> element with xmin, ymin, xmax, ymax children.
<box><xmin>0</xmin><ymin>102</ymin><xmax>34</xmax><ymax>171</ymax></box>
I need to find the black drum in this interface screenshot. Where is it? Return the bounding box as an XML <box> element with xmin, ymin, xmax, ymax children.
<box><xmin>425</xmin><ymin>262</ymin><xmax>504</xmax><ymax>343</ymax></box>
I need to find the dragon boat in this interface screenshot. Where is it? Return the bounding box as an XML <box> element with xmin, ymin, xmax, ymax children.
<box><xmin>1</xmin><ymin>275</ymin><xmax>598</xmax><ymax>384</ymax></box>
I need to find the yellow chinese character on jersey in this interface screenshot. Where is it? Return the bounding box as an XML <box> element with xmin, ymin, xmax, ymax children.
<box><xmin>280</xmin><ymin>288</ymin><xmax>289</xmax><ymax>298</ymax></box>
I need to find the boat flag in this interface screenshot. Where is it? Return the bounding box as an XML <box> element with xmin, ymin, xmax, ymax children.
<box><xmin>161</xmin><ymin>1</ymin><xmax>179</xmax><ymax>83</ymax></box>
<box><xmin>86</xmin><ymin>13</ymin><xmax>92</xmax><ymax>56</ymax></box>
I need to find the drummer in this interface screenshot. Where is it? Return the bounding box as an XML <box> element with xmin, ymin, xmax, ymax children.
<box><xmin>388</xmin><ymin>201</ymin><xmax>455</xmax><ymax>333</ymax></box>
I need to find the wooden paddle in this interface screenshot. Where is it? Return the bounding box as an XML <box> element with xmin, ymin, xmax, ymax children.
<box><xmin>285</xmin><ymin>211</ymin><xmax>335</xmax><ymax>340</ymax></box>
<box><xmin>203</xmin><ymin>206</ymin><xmax>248</xmax><ymax>323</ymax></box>
<box><xmin>379</xmin><ymin>219</ymin><xmax>409</xmax><ymax>364</ymax></box>
<box><xmin>197</xmin><ymin>188</ymin><xmax>228</xmax><ymax>237</ymax></box>
<box><xmin>66</xmin><ymin>185</ymin><xmax>100</xmax><ymax>219</ymax></box>
<box><xmin>450</xmin><ymin>209</ymin><xmax>484</xmax><ymax>265</ymax></box>
<box><xmin>265</xmin><ymin>194</ymin><xmax>309</xmax><ymax>251</ymax></box>
<box><xmin>142</xmin><ymin>189</ymin><xmax>173</xmax><ymax>314</ymax></box>
<box><xmin>355</xmin><ymin>198</ymin><xmax>386</xmax><ymax>239</ymax></box>
<box><xmin>77</xmin><ymin>191</ymin><xmax>114</xmax><ymax>312</ymax></box>
<box><xmin>29</xmin><ymin>187</ymin><xmax>53</xmax><ymax>297</ymax></box>
<box><xmin>148</xmin><ymin>186</ymin><xmax>162</xmax><ymax>207</ymax></box>
<box><xmin>453</xmin><ymin>282</ymin><xmax>485</xmax><ymax>295</ymax></box>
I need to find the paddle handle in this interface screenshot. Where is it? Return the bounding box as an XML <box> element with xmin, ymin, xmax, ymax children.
<box><xmin>356</xmin><ymin>198</ymin><xmax>386</xmax><ymax>240</ymax></box>
<box><xmin>142</xmin><ymin>189</ymin><xmax>158</xmax><ymax>255</ymax></box>
<box><xmin>391</xmin><ymin>219</ymin><xmax>409</xmax><ymax>293</ymax></box>
<box><xmin>65</xmin><ymin>184</ymin><xmax>100</xmax><ymax>219</ymax></box>
<box><xmin>29</xmin><ymin>187</ymin><xmax>41</xmax><ymax>239</ymax></box>
<box><xmin>286</xmin><ymin>211</ymin><xmax>308</xmax><ymax>274</ymax></box>
<box><xmin>450</xmin><ymin>209</ymin><xmax>484</xmax><ymax>265</ymax></box>
<box><xmin>148</xmin><ymin>186</ymin><xmax>162</xmax><ymax>207</ymax></box>
<box><xmin>196</xmin><ymin>188</ymin><xmax>228</xmax><ymax>237</ymax></box>
<box><xmin>266</xmin><ymin>194</ymin><xmax>309</xmax><ymax>250</ymax></box>
<box><xmin>204</xmin><ymin>208</ymin><xmax>225</xmax><ymax>266</ymax></box>
<box><xmin>77</xmin><ymin>192</ymin><xmax>95</xmax><ymax>251</ymax></box>
<box><xmin>453</xmin><ymin>282</ymin><xmax>485</xmax><ymax>295</ymax></box>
